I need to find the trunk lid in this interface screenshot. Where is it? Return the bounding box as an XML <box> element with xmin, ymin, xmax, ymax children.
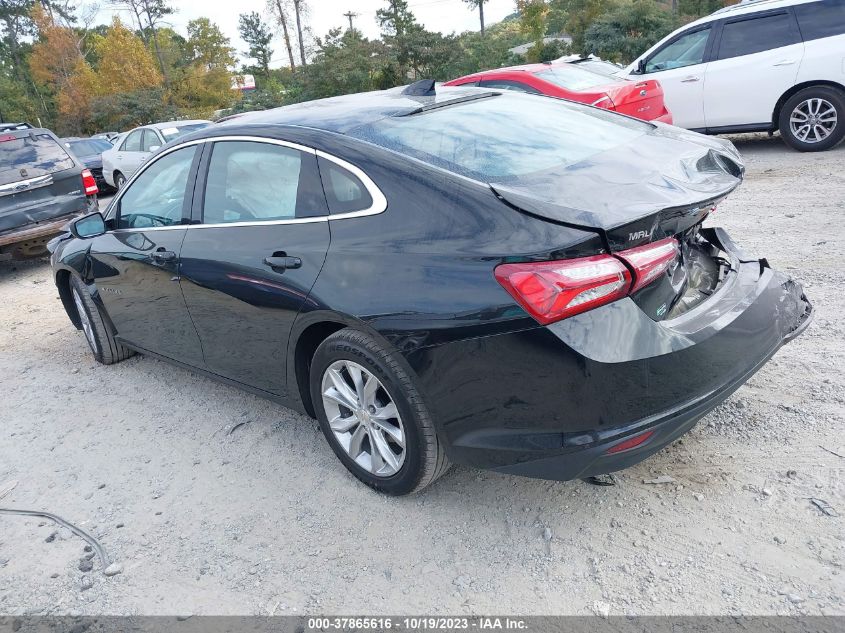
<box><xmin>491</xmin><ymin>126</ymin><xmax>745</xmax><ymax>321</ymax></box>
<box><xmin>602</xmin><ymin>78</ymin><xmax>666</xmax><ymax>121</ymax></box>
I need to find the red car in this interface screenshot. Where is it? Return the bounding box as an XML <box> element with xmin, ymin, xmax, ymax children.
<box><xmin>444</xmin><ymin>62</ymin><xmax>673</xmax><ymax>124</ymax></box>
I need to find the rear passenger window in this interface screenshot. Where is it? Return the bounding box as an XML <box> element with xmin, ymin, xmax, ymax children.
<box><xmin>121</xmin><ymin>130</ymin><xmax>142</xmax><ymax>152</ymax></box>
<box><xmin>318</xmin><ymin>157</ymin><xmax>373</xmax><ymax>214</ymax></box>
<box><xmin>718</xmin><ymin>13</ymin><xmax>799</xmax><ymax>59</ymax></box>
<box><xmin>203</xmin><ymin>141</ymin><xmax>327</xmax><ymax>224</ymax></box>
<box><xmin>795</xmin><ymin>0</ymin><xmax>845</xmax><ymax>40</ymax></box>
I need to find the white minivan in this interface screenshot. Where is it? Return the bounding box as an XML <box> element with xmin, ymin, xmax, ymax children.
<box><xmin>620</xmin><ymin>0</ymin><xmax>845</xmax><ymax>151</ymax></box>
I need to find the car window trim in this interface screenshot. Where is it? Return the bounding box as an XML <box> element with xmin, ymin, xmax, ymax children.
<box><xmin>183</xmin><ymin>135</ymin><xmax>387</xmax><ymax>229</ymax></box>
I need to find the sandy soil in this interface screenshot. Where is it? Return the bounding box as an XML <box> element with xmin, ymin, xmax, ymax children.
<box><xmin>0</xmin><ymin>134</ymin><xmax>843</xmax><ymax>616</ymax></box>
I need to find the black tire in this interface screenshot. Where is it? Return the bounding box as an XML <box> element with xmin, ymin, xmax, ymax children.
<box><xmin>310</xmin><ymin>328</ymin><xmax>449</xmax><ymax>495</ymax></box>
<box><xmin>69</xmin><ymin>275</ymin><xmax>135</xmax><ymax>365</ymax></box>
<box><xmin>778</xmin><ymin>86</ymin><xmax>845</xmax><ymax>152</ymax></box>
<box><xmin>114</xmin><ymin>172</ymin><xmax>126</xmax><ymax>189</ymax></box>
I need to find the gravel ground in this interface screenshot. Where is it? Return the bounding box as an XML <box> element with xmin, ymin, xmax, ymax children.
<box><xmin>0</xmin><ymin>134</ymin><xmax>843</xmax><ymax>617</ymax></box>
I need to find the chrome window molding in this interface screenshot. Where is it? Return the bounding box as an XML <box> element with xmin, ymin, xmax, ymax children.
<box><xmin>105</xmin><ymin>135</ymin><xmax>387</xmax><ymax>232</ymax></box>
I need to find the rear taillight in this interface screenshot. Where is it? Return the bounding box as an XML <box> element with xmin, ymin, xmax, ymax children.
<box><xmin>81</xmin><ymin>169</ymin><xmax>98</xmax><ymax>195</ymax></box>
<box><xmin>494</xmin><ymin>255</ymin><xmax>631</xmax><ymax>325</ymax></box>
<box><xmin>615</xmin><ymin>237</ymin><xmax>679</xmax><ymax>294</ymax></box>
<box><xmin>495</xmin><ymin>237</ymin><xmax>680</xmax><ymax>324</ymax></box>
<box><xmin>606</xmin><ymin>429</ymin><xmax>654</xmax><ymax>454</ymax></box>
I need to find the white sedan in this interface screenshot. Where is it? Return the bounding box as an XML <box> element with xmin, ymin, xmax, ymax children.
<box><xmin>102</xmin><ymin>120</ymin><xmax>211</xmax><ymax>189</ymax></box>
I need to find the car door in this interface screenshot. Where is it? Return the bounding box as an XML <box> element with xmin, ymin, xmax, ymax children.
<box><xmin>139</xmin><ymin>129</ymin><xmax>163</xmax><ymax>167</ymax></box>
<box><xmin>178</xmin><ymin>138</ymin><xmax>331</xmax><ymax>396</ymax></box>
<box><xmin>87</xmin><ymin>144</ymin><xmax>205</xmax><ymax>365</ymax></box>
<box><xmin>626</xmin><ymin>25</ymin><xmax>715</xmax><ymax>129</ymax></box>
<box><xmin>703</xmin><ymin>9</ymin><xmax>803</xmax><ymax>128</ymax></box>
<box><xmin>116</xmin><ymin>129</ymin><xmax>145</xmax><ymax>177</ymax></box>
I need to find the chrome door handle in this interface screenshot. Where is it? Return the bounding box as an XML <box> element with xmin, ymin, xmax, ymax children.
<box><xmin>773</xmin><ymin>59</ymin><xmax>796</xmax><ymax>66</ymax></box>
<box><xmin>681</xmin><ymin>76</ymin><xmax>700</xmax><ymax>83</ymax></box>
<box><xmin>150</xmin><ymin>249</ymin><xmax>176</xmax><ymax>262</ymax></box>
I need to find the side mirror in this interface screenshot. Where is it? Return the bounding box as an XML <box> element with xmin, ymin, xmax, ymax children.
<box><xmin>70</xmin><ymin>212</ymin><xmax>106</xmax><ymax>239</ymax></box>
<box><xmin>148</xmin><ymin>145</ymin><xmax>160</xmax><ymax>152</ymax></box>
<box><xmin>636</xmin><ymin>58</ymin><xmax>647</xmax><ymax>75</ymax></box>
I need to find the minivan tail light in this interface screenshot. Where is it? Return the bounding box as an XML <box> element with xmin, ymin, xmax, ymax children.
<box><xmin>494</xmin><ymin>255</ymin><xmax>631</xmax><ymax>325</ymax></box>
<box><xmin>616</xmin><ymin>237</ymin><xmax>679</xmax><ymax>294</ymax></box>
<box><xmin>81</xmin><ymin>169</ymin><xmax>98</xmax><ymax>195</ymax></box>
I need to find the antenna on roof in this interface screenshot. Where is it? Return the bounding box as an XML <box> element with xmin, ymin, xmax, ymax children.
<box><xmin>402</xmin><ymin>79</ymin><xmax>436</xmax><ymax>97</ymax></box>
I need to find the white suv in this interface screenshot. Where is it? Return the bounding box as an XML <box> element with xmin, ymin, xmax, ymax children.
<box><xmin>620</xmin><ymin>0</ymin><xmax>845</xmax><ymax>151</ymax></box>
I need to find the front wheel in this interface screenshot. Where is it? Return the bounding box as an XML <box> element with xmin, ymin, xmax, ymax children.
<box><xmin>779</xmin><ymin>86</ymin><xmax>845</xmax><ymax>152</ymax></box>
<box><xmin>69</xmin><ymin>275</ymin><xmax>134</xmax><ymax>365</ymax></box>
<box><xmin>114</xmin><ymin>171</ymin><xmax>126</xmax><ymax>189</ymax></box>
<box><xmin>310</xmin><ymin>328</ymin><xmax>449</xmax><ymax>495</ymax></box>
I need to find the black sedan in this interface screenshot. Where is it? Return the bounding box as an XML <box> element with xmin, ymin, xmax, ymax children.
<box><xmin>48</xmin><ymin>82</ymin><xmax>812</xmax><ymax>495</ymax></box>
<box><xmin>61</xmin><ymin>137</ymin><xmax>116</xmax><ymax>193</ymax></box>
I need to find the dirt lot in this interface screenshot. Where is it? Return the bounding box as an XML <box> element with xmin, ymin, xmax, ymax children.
<box><xmin>0</xmin><ymin>134</ymin><xmax>843</xmax><ymax>617</ymax></box>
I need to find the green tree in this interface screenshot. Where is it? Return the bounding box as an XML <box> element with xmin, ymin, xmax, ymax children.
<box><xmin>583</xmin><ymin>0</ymin><xmax>676</xmax><ymax>63</ymax></box>
<box><xmin>238</xmin><ymin>11</ymin><xmax>273</xmax><ymax>77</ymax></box>
<box><xmin>376</xmin><ymin>0</ymin><xmax>417</xmax><ymax>37</ymax></box>
<box><xmin>678</xmin><ymin>0</ymin><xmax>727</xmax><ymax>18</ymax></box>
<box><xmin>553</xmin><ymin>0</ymin><xmax>620</xmax><ymax>52</ymax></box>
<box><xmin>517</xmin><ymin>0</ymin><xmax>549</xmax><ymax>62</ymax></box>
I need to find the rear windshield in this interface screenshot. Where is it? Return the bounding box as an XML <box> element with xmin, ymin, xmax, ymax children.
<box><xmin>159</xmin><ymin>123</ymin><xmax>209</xmax><ymax>142</ymax></box>
<box><xmin>67</xmin><ymin>139</ymin><xmax>113</xmax><ymax>156</ymax></box>
<box><xmin>347</xmin><ymin>93</ymin><xmax>648</xmax><ymax>181</ymax></box>
<box><xmin>535</xmin><ymin>66</ymin><xmax>613</xmax><ymax>91</ymax></box>
<box><xmin>0</xmin><ymin>132</ymin><xmax>75</xmax><ymax>186</ymax></box>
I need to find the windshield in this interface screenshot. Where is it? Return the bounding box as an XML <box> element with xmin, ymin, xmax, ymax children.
<box><xmin>0</xmin><ymin>133</ymin><xmax>75</xmax><ymax>186</ymax></box>
<box><xmin>67</xmin><ymin>139</ymin><xmax>112</xmax><ymax>156</ymax></box>
<box><xmin>535</xmin><ymin>66</ymin><xmax>614</xmax><ymax>91</ymax></box>
<box><xmin>159</xmin><ymin>123</ymin><xmax>210</xmax><ymax>142</ymax></box>
<box><xmin>347</xmin><ymin>93</ymin><xmax>648</xmax><ymax>181</ymax></box>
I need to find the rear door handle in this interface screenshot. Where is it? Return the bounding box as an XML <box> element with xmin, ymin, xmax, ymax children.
<box><xmin>773</xmin><ymin>59</ymin><xmax>796</xmax><ymax>66</ymax></box>
<box><xmin>681</xmin><ymin>76</ymin><xmax>700</xmax><ymax>83</ymax></box>
<box><xmin>150</xmin><ymin>249</ymin><xmax>176</xmax><ymax>262</ymax></box>
<box><xmin>264</xmin><ymin>256</ymin><xmax>302</xmax><ymax>271</ymax></box>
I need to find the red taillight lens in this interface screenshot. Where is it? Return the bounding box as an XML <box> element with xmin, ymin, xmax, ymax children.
<box><xmin>616</xmin><ymin>237</ymin><xmax>679</xmax><ymax>294</ymax></box>
<box><xmin>81</xmin><ymin>169</ymin><xmax>98</xmax><ymax>195</ymax></box>
<box><xmin>494</xmin><ymin>255</ymin><xmax>631</xmax><ymax>325</ymax></box>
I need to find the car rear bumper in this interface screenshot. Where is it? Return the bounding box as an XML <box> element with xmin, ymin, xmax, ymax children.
<box><xmin>410</xmin><ymin>228</ymin><xmax>812</xmax><ymax>480</ymax></box>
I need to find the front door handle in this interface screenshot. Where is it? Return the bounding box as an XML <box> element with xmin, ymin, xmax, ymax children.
<box><xmin>264</xmin><ymin>255</ymin><xmax>302</xmax><ymax>271</ymax></box>
<box><xmin>681</xmin><ymin>76</ymin><xmax>700</xmax><ymax>83</ymax></box>
<box><xmin>150</xmin><ymin>249</ymin><xmax>176</xmax><ymax>262</ymax></box>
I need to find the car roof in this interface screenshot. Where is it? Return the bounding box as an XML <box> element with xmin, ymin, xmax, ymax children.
<box><xmin>147</xmin><ymin>120</ymin><xmax>211</xmax><ymax>130</ymax></box>
<box><xmin>693</xmin><ymin>0</ymin><xmax>818</xmax><ymax>24</ymax></box>
<box><xmin>214</xmin><ymin>85</ymin><xmax>490</xmax><ymax>134</ymax></box>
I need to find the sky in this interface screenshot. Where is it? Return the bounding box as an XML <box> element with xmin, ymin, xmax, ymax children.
<box><xmin>94</xmin><ymin>0</ymin><xmax>519</xmax><ymax>70</ymax></box>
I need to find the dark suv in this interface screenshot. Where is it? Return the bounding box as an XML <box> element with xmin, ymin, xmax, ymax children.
<box><xmin>1</xmin><ymin>127</ymin><xmax>98</xmax><ymax>260</ymax></box>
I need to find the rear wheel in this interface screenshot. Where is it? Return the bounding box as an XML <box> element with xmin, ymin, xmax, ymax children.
<box><xmin>114</xmin><ymin>171</ymin><xmax>126</xmax><ymax>189</ymax></box>
<box><xmin>69</xmin><ymin>275</ymin><xmax>134</xmax><ymax>365</ymax></box>
<box><xmin>779</xmin><ymin>86</ymin><xmax>845</xmax><ymax>152</ymax></box>
<box><xmin>310</xmin><ymin>328</ymin><xmax>449</xmax><ymax>495</ymax></box>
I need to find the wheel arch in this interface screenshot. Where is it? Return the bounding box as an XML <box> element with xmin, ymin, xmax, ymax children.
<box><xmin>292</xmin><ymin>318</ymin><xmax>353</xmax><ymax>418</ymax></box>
<box><xmin>772</xmin><ymin>80</ymin><xmax>845</xmax><ymax>127</ymax></box>
<box><xmin>55</xmin><ymin>267</ymin><xmax>82</xmax><ymax>330</ymax></box>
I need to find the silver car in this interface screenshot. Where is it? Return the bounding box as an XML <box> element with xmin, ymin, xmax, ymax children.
<box><xmin>101</xmin><ymin>120</ymin><xmax>211</xmax><ymax>189</ymax></box>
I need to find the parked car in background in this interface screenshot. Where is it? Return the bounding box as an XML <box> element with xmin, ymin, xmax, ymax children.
<box><xmin>62</xmin><ymin>137</ymin><xmax>116</xmax><ymax>193</ymax></box>
<box><xmin>101</xmin><ymin>120</ymin><xmax>211</xmax><ymax>189</ymax></box>
<box><xmin>620</xmin><ymin>0</ymin><xmax>845</xmax><ymax>151</ymax></box>
<box><xmin>0</xmin><ymin>122</ymin><xmax>33</xmax><ymax>132</ymax></box>
<box><xmin>1</xmin><ymin>127</ymin><xmax>97</xmax><ymax>260</ymax></box>
<box><xmin>92</xmin><ymin>132</ymin><xmax>120</xmax><ymax>143</ymax></box>
<box><xmin>445</xmin><ymin>62</ymin><xmax>673</xmax><ymax>123</ymax></box>
<box><xmin>50</xmin><ymin>83</ymin><xmax>812</xmax><ymax>494</ymax></box>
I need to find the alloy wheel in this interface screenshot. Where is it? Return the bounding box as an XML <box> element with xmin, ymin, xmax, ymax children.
<box><xmin>320</xmin><ymin>360</ymin><xmax>406</xmax><ymax>477</ymax></box>
<box><xmin>790</xmin><ymin>98</ymin><xmax>838</xmax><ymax>144</ymax></box>
<box><xmin>71</xmin><ymin>286</ymin><xmax>96</xmax><ymax>352</ymax></box>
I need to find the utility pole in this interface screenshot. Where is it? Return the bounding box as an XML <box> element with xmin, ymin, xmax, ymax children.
<box><xmin>343</xmin><ymin>10</ymin><xmax>358</xmax><ymax>31</ymax></box>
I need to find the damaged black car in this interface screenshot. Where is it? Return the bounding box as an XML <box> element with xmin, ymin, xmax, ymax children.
<box><xmin>49</xmin><ymin>84</ymin><xmax>812</xmax><ymax>494</ymax></box>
